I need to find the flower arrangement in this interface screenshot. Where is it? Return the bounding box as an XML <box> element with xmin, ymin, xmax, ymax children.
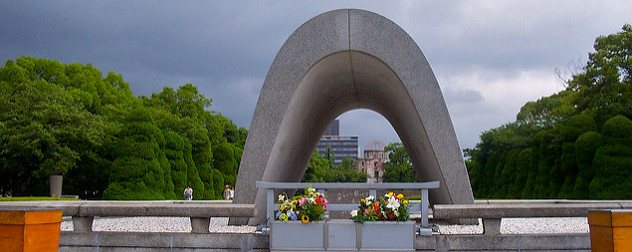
<box><xmin>350</xmin><ymin>192</ymin><xmax>410</xmax><ymax>223</ymax></box>
<box><xmin>275</xmin><ymin>185</ymin><xmax>328</xmax><ymax>223</ymax></box>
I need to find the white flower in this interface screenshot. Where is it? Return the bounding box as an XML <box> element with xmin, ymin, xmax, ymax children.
<box><xmin>278</xmin><ymin>194</ymin><xmax>285</xmax><ymax>202</ymax></box>
<box><xmin>386</xmin><ymin>196</ymin><xmax>400</xmax><ymax>211</ymax></box>
<box><xmin>350</xmin><ymin>210</ymin><xmax>358</xmax><ymax>217</ymax></box>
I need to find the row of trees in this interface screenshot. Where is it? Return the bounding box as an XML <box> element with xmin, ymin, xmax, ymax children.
<box><xmin>466</xmin><ymin>24</ymin><xmax>632</xmax><ymax>199</ymax></box>
<box><xmin>382</xmin><ymin>143</ymin><xmax>417</xmax><ymax>182</ymax></box>
<box><xmin>302</xmin><ymin>151</ymin><xmax>368</xmax><ymax>183</ymax></box>
<box><xmin>0</xmin><ymin>56</ymin><xmax>247</xmax><ymax>199</ymax></box>
<box><xmin>301</xmin><ymin>142</ymin><xmax>418</xmax><ymax>183</ymax></box>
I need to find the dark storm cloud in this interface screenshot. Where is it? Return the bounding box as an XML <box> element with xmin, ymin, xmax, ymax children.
<box><xmin>2</xmin><ymin>1</ymin><xmax>631</xmax><ymax>151</ymax></box>
<box><xmin>2</xmin><ymin>2</ymin><xmax>286</xmax><ymax>84</ymax></box>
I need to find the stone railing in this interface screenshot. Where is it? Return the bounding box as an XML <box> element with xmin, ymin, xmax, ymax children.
<box><xmin>4</xmin><ymin>199</ymin><xmax>630</xmax><ymax>251</ymax></box>
<box><xmin>255</xmin><ymin>181</ymin><xmax>440</xmax><ymax>234</ymax></box>
<box><xmin>432</xmin><ymin>199</ymin><xmax>632</xmax><ymax>235</ymax></box>
<box><xmin>0</xmin><ymin>200</ymin><xmax>255</xmax><ymax>233</ymax></box>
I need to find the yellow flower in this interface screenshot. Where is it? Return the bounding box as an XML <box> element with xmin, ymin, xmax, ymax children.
<box><xmin>402</xmin><ymin>199</ymin><xmax>408</xmax><ymax>204</ymax></box>
<box><xmin>387</xmin><ymin>192</ymin><xmax>394</xmax><ymax>197</ymax></box>
<box><xmin>397</xmin><ymin>194</ymin><xmax>404</xmax><ymax>200</ymax></box>
<box><xmin>361</xmin><ymin>199</ymin><xmax>366</xmax><ymax>203</ymax></box>
<box><xmin>301</xmin><ymin>215</ymin><xmax>310</xmax><ymax>223</ymax></box>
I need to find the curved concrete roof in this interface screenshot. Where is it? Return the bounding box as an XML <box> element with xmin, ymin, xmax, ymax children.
<box><xmin>233</xmin><ymin>9</ymin><xmax>474</xmax><ymax>225</ymax></box>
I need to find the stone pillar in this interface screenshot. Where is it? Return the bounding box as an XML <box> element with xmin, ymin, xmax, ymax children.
<box><xmin>72</xmin><ymin>216</ymin><xmax>94</xmax><ymax>232</ymax></box>
<box><xmin>483</xmin><ymin>218</ymin><xmax>501</xmax><ymax>235</ymax></box>
<box><xmin>50</xmin><ymin>175</ymin><xmax>63</xmax><ymax>197</ymax></box>
<box><xmin>191</xmin><ymin>217</ymin><xmax>210</xmax><ymax>233</ymax></box>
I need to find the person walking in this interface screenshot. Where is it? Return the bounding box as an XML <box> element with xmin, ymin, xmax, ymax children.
<box><xmin>223</xmin><ymin>184</ymin><xmax>231</xmax><ymax>200</ymax></box>
<box><xmin>230</xmin><ymin>186</ymin><xmax>234</xmax><ymax>199</ymax></box>
<box><xmin>184</xmin><ymin>185</ymin><xmax>193</xmax><ymax>201</ymax></box>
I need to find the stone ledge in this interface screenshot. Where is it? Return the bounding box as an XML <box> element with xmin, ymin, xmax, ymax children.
<box><xmin>0</xmin><ymin>201</ymin><xmax>255</xmax><ymax>218</ymax></box>
<box><xmin>59</xmin><ymin>232</ymin><xmax>590</xmax><ymax>251</ymax></box>
<box><xmin>60</xmin><ymin>231</ymin><xmax>269</xmax><ymax>250</ymax></box>
<box><xmin>433</xmin><ymin>202</ymin><xmax>627</xmax><ymax>219</ymax></box>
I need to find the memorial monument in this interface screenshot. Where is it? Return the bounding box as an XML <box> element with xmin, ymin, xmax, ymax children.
<box><xmin>233</xmin><ymin>9</ymin><xmax>475</xmax><ymax>225</ymax></box>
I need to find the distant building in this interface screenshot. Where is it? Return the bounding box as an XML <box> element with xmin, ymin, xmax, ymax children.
<box><xmin>322</xmin><ymin>119</ymin><xmax>339</xmax><ymax>136</ymax></box>
<box><xmin>357</xmin><ymin>141</ymin><xmax>388</xmax><ymax>183</ymax></box>
<box><xmin>316</xmin><ymin>120</ymin><xmax>358</xmax><ymax>166</ymax></box>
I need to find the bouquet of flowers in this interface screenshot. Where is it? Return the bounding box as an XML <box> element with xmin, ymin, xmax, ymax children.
<box><xmin>275</xmin><ymin>185</ymin><xmax>328</xmax><ymax>223</ymax></box>
<box><xmin>350</xmin><ymin>192</ymin><xmax>410</xmax><ymax>223</ymax></box>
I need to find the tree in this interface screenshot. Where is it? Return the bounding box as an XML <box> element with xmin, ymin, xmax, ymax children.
<box><xmin>302</xmin><ymin>152</ymin><xmax>366</xmax><ymax>182</ymax></box>
<box><xmin>328</xmin><ymin>157</ymin><xmax>366</xmax><ymax>182</ymax></box>
<box><xmin>589</xmin><ymin>116</ymin><xmax>632</xmax><ymax>199</ymax></box>
<box><xmin>533</xmin><ymin>130</ymin><xmax>559</xmax><ymax>198</ymax></box>
<box><xmin>509</xmin><ymin>148</ymin><xmax>532</xmax><ymax>198</ymax></box>
<box><xmin>0</xmin><ymin>59</ymin><xmax>108</xmax><ymax>196</ymax></box>
<box><xmin>184</xmin><ymin>142</ymin><xmax>205</xmax><ymax>199</ymax></box>
<box><xmin>521</xmin><ymin>145</ymin><xmax>539</xmax><ymax>199</ymax></box>
<box><xmin>0</xmin><ymin>56</ymin><xmax>248</xmax><ymax>199</ymax></box>
<box><xmin>571</xmin><ymin>131</ymin><xmax>601</xmax><ymax>198</ymax></box>
<box><xmin>213</xmin><ymin>142</ymin><xmax>239</xmax><ymax>187</ymax></box>
<box><xmin>164</xmin><ymin>131</ymin><xmax>189</xmax><ymax>197</ymax></box>
<box><xmin>466</xmin><ymin>24</ymin><xmax>632</xmax><ymax>200</ymax></box>
<box><xmin>497</xmin><ymin>149</ymin><xmax>520</xmax><ymax>198</ymax></box>
<box><xmin>558</xmin><ymin>114</ymin><xmax>598</xmax><ymax>198</ymax></box>
<box><xmin>568</xmin><ymin>24</ymin><xmax>632</xmax><ymax>125</ymax></box>
<box><xmin>383</xmin><ymin>143</ymin><xmax>416</xmax><ymax>182</ymax></box>
<box><xmin>147</xmin><ymin>84</ymin><xmax>247</xmax><ymax>199</ymax></box>
<box><xmin>102</xmin><ymin>108</ymin><xmax>173</xmax><ymax>199</ymax></box>
<box><xmin>187</xmin><ymin>121</ymin><xmax>215</xmax><ymax>199</ymax></box>
<box><xmin>516</xmin><ymin>90</ymin><xmax>576</xmax><ymax>129</ymax></box>
<box><xmin>302</xmin><ymin>150</ymin><xmax>330</xmax><ymax>182</ymax></box>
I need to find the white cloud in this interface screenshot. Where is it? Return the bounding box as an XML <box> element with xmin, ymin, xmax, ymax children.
<box><xmin>439</xmin><ymin>68</ymin><xmax>564</xmax><ymax>149</ymax></box>
<box><xmin>338</xmin><ymin>109</ymin><xmax>400</xmax><ymax>155</ymax></box>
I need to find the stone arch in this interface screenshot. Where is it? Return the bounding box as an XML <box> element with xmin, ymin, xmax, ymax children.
<box><xmin>233</xmin><ymin>9</ymin><xmax>474</xmax><ymax>225</ymax></box>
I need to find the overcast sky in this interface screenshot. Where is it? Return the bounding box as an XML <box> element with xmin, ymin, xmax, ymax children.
<box><xmin>2</xmin><ymin>1</ymin><xmax>631</xmax><ymax>154</ymax></box>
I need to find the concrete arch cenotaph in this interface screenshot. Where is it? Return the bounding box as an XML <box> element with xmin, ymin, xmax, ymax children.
<box><xmin>233</xmin><ymin>9</ymin><xmax>475</xmax><ymax>225</ymax></box>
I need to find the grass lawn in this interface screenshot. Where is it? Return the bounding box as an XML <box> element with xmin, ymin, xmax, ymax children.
<box><xmin>404</xmin><ymin>195</ymin><xmax>421</xmax><ymax>201</ymax></box>
<box><xmin>0</xmin><ymin>196</ymin><xmax>80</xmax><ymax>201</ymax></box>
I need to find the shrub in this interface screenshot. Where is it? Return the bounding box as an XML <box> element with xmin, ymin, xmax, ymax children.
<box><xmin>589</xmin><ymin>115</ymin><xmax>632</xmax><ymax>199</ymax></box>
<box><xmin>558</xmin><ymin>143</ymin><xmax>578</xmax><ymax>198</ymax></box>
<box><xmin>572</xmin><ymin>131</ymin><xmax>601</xmax><ymax>198</ymax></box>
<box><xmin>184</xmin><ymin>143</ymin><xmax>205</xmax><ymax>199</ymax></box>
<box><xmin>509</xmin><ymin>148</ymin><xmax>531</xmax><ymax>199</ymax></box>
<box><xmin>589</xmin><ymin>145</ymin><xmax>632</xmax><ymax>199</ymax></box>
<box><xmin>103</xmin><ymin>110</ymin><xmax>172</xmax><ymax>200</ymax></box>
<box><xmin>601</xmin><ymin>115</ymin><xmax>632</xmax><ymax>145</ymax></box>
<box><xmin>165</xmin><ymin>131</ymin><xmax>188</xmax><ymax>197</ymax></box>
